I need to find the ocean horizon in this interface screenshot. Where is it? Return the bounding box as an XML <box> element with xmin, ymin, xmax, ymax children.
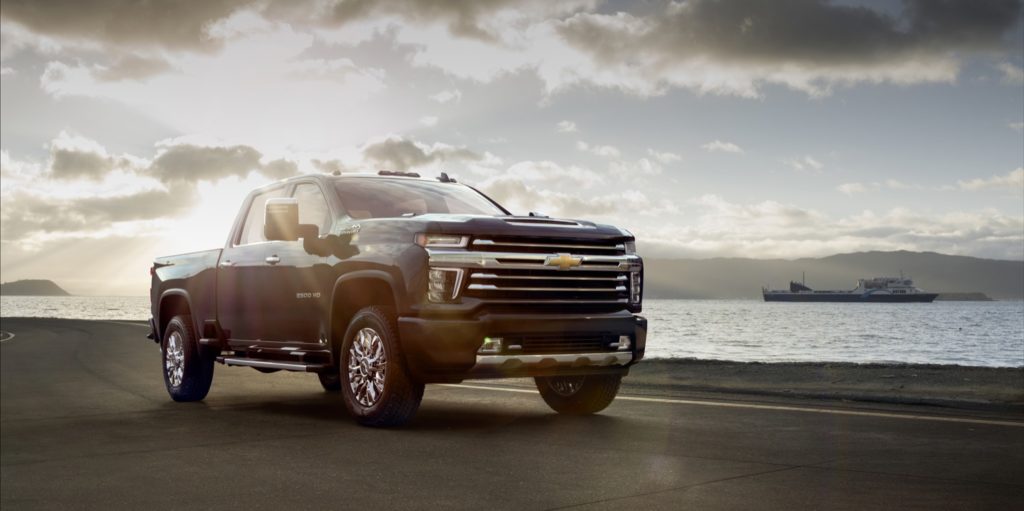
<box><xmin>3</xmin><ymin>296</ymin><xmax>1022</xmax><ymax>368</ymax></box>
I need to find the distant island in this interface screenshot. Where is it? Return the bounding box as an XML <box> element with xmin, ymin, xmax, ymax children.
<box><xmin>644</xmin><ymin>250</ymin><xmax>1024</xmax><ymax>300</ymax></box>
<box><xmin>0</xmin><ymin>280</ymin><xmax>71</xmax><ymax>296</ymax></box>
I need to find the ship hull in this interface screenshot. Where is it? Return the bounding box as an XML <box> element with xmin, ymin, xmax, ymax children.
<box><xmin>763</xmin><ymin>293</ymin><xmax>938</xmax><ymax>303</ymax></box>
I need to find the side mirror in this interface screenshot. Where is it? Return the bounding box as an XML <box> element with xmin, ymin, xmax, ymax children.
<box><xmin>265</xmin><ymin>198</ymin><xmax>299</xmax><ymax>241</ymax></box>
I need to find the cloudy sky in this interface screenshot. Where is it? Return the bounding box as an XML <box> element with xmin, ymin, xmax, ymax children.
<box><xmin>1</xmin><ymin>0</ymin><xmax>1022</xmax><ymax>295</ymax></box>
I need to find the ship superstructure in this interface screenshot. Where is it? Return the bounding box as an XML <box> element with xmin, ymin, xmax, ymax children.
<box><xmin>763</xmin><ymin>276</ymin><xmax>938</xmax><ymax>302</ymax></box>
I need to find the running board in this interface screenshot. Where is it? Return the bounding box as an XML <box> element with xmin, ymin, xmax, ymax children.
<box><xmin>218</xmin><ymin>357</ymin><xmax>327</xmax><ymax>372</ymax></box>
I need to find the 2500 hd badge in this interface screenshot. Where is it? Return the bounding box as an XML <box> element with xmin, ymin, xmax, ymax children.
<box><xmin>149</xmin><ymin>171</ymin><xmax>646</xmax><ymax>427</ymax></box>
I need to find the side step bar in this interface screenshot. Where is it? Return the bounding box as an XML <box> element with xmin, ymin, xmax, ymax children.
<box><xmin>217</xmin><ymin>357</ymin><xmax>328</xmax><ymax>373</ymax></box>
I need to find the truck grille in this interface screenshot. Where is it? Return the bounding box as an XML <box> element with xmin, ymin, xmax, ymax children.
<box><xmin>464</xmin><ymin>269</ymin><xmax>629</xmax><ymax>303</ymax></box>
<box><xmin>472</xmin><ymin>238</ymin><xmax>626</xmax><ymax>256</ymax></box>
<box><xmin>426</xmin><ymin>237</ymin><xmax>639</xmax><ymax>310</ymax></box>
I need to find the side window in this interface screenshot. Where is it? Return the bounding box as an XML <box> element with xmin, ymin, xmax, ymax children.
<box><xmin>293</xmin><ymin>183</ymin><xmax>331</xmax><ymax>234</ymax></box>
<box><xmin>238</xmin><ymin>187</ymin><xmax>286</xmax><ymax>245</ymax></box>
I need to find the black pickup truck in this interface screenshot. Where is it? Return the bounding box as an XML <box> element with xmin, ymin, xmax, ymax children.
<box><xmin>150</xmin><ymin>171</ymin><xmax>646</xmax><ymax>426</ymax></box>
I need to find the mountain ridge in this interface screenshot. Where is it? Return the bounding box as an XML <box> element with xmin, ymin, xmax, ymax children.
<box><xmin>0</xmin><ymin>280</ymin><xmax>71</xmax><ymax>296</ymax></box>
<box><xmin>644</xmin><ymin>250</ymin><xmax>1024</xmax><ymax>300</ymax></box>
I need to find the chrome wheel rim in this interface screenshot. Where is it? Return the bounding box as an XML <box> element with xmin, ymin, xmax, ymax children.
<box><xmin>548</xmin><ymin>376</ymin><xmax>585</xmax><ymax>396</ymax></box>
<box><xmin>347</xmin><ymin>327</ymin><xmax>387</xmax><ymax>407</ymax></box>
<box><xmin>165</xmin><ymin>331</ymin><xmax>185</xmax><ymax>387</ymax></box>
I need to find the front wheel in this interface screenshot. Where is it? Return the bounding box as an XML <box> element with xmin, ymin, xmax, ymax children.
<box><xmin>535</xmin><ymin>374</ymin><xmax>622</xmax><ymax>415</ymax></box>
<box><xmin>339</xmin><ymin>306</ymin><xmax>424</xmax><ymax>427</ymax></box>
<box><xmin>161</xmin><ymin>314</ymin><xmax>214</xmax><ymax>402</ymax></box>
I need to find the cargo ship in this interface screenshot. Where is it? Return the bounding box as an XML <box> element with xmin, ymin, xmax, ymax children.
<box><xmin>762</xmin><ymin>276</ymin><xmax>938</xmax><ymax>302</ymax></box>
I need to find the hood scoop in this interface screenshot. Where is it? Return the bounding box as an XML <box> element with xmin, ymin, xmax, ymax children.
<box><xmin>503</xmin><ymin>217</ymin><xmax>589</xmax><ymax>228</ymax></box>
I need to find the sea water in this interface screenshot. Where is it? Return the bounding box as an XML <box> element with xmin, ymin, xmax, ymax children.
<box><xmin>3</xmin><ymin>296</ymin><xmax>1022</xmax><ymax>367</ymax></box>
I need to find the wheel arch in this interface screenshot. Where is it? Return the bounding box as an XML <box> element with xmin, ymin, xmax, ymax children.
<box><xmin>158</xmin><ymin>289</ymin><xmax>194</xmax><ymax>341</ymax></box>
<box><xmin>329</xmin><ymin>271</ymin><xmax>403</xmax><ymax>359</ymax></box>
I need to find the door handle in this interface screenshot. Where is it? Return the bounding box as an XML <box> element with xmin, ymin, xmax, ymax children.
<box><xmin>265</xmin><ymin>255</ymin><xmax>281</xmax><ymax>265</ymax></box>
<box><xmin>219</xmin><ymin>260</ymin><xmax>234</xmax><ymax>267</ymax></box>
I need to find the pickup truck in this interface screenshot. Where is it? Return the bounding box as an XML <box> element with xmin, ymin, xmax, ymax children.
<box><xmin>150</xmin><ymin>171</ymin><xmax>646</xmax><ymax>427</ymax></box>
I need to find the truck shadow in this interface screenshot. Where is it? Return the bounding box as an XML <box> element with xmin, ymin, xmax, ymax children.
<box><xmin>187</xmin><ymin>392</ymin><xmax>625</xmax><ymax>432</ymax></box>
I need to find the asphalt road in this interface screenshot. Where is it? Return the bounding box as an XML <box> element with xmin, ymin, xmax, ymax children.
<box><xmin>1</xmin><ymin>318</ymin><xmax>1022</xmax><ymax>510</ymax></box>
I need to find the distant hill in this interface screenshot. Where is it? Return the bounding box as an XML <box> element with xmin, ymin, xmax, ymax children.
<box><xmin>645</xmin><ymin>251</ymin><xmax>1024</xmax><ymax>300</ymax></box>
<box><xmin>0</xmin><ymin>280</ymin><xmax>71</xmax><ymax>296</ymax></box>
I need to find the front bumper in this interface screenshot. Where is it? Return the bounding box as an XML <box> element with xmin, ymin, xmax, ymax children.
<box><xmin>397</xmin><ymin>311</ymin><xmax>646</xmax><ymax>383</ymax></box>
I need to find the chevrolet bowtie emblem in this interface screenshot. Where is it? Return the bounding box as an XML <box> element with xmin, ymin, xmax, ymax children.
<box><xmin>545</xmin><ymin>253</ymin><xmax>583</xmax><ymax>270</ymax></box>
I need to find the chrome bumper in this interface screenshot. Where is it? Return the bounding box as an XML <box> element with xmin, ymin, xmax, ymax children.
<box><xmin>472</xmin><ymin>352</ymin><xmax>633</xmax><ymax>371</ymax></box>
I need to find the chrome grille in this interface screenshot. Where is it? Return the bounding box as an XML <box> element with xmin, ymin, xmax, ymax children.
<box><xmin>427</xmin><ymin>238</ymin><xmax>640</xmax><ymax>307</ymax></box>
<box><xmin>472</xmin><ymin>238</ymin><xmax>626</xmax><ymax>255</ymax></box>
<box><xmin>464</xmin><ymin>268</ymin><xmax>629</xmax><ymax>303</ymax></box>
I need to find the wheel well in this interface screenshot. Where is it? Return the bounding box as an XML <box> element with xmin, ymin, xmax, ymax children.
<box><xmin>331</xmin><ymin>278</ymin><xmax>397</xmax><ymax>353</ymax></box>
<box><xmin>159</xmin><ymin>294</ymin><xmax>190</xmax><ymax>339</ymax></box>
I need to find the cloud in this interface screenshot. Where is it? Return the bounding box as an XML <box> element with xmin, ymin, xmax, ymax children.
<box><xmin>998</xmin><ymin>62</ymin><xmax>1024</xmax><ymax>84</ymax></box>
<box><xmin>576</xmin><ymin>141</ymin><xmax>621</xmax><ymax>158</ymax></box>
<box><xmin>837</xmin><ymin>182</ymin><xmax>871</xmax><ymax>195</ymax></box>
<box><xmin>360</xmin><ymin>135</ymin><xmax>482</xmax><ymax>170</ymax></box>
<box><xmin>92</xmin><ymin>54</ymin><xmax>174</xmax><ymax>81</ymax></box>
<box><xmin>647</xmin><ymin>148</ymin><xmax>681</xmax><ymax>164</ymax></box>
<box><xmin>556</xmin><ymin>120</ymin><xmax>578</xmax><ymax>133</ymax></box>
<box><xmin>147</xmin><ymin>142</ymin><xmax>292</xmax><ymax>183</ymax></box>
<box><xmin>0</xmin><ymin>183</ymin><xmax>195</xmax><ymax>241</ymax></box>
<box><xmin>840</xmin><ymin>172</ymin><xmax>1023</xmax><ymax>195</ymax></box>
<box><xmin>0</xmin><ymin>67</ymin><xmax>15</xmax><ymax>76</ymax></box>
<box><xmin>958</xmin><ymin>168</ymin><xmax>1024</xmax><ymax>191</ymax></box>
<box><xmin>46</xmin><ymin>132</ymin><xmax>135</xmax><ymax>180</ymax></box>
<box><xmin>556</xmin><ymin>0</ymin><xmax>1023</xmax><ymax>97</ymax></box>
<box><xmin>701</xmin><ymin>140</ymin><xmax>744</xmax><ymax>153</ymax></box>
<box><xmin>419</xmin><ymin>115</ymin><xmax>439</xmax><ymax>127</ymax></box>
<box><xmin>1010</xmin><ymin>122</ymin><xmax>1024</xmax><ymax>132</ymax></box>
<box><xmin>0</xmin><ymin>134</ymin><xmax>303</xmax><ymax>244</ymax></box>
<box><xmin>429</xmin><ymin>89</ymin><xmax>462</xmax><ymax>104</ymax></box>
<box><xmin>785</xmin><ymin>155</ymin><xmax>824</xmax><ymax>172</ymax></box>
<box><xmin>0</xmin><ymin>0</ymin><xmax>249</xmax><ymax>52</ymax></box>
<box><xmin>609</xmin><ymin>157</ymin><xmax>662</xmax><ymax>176</ymax></box>
<box><xmin>640</xmin><ymin>194</ymin><xmax>1024</xmax><ymax>260</ymax></box>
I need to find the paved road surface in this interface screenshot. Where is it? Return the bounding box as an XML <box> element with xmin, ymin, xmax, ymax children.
<box><xmin>1</xmin><ymin>318</ymin><xmax>1021</xmax><ymax>510</ymax></box>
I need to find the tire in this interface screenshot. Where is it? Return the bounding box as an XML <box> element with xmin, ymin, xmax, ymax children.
<box><xmin>338</xmin><ymin>306</ymin><xmax>424</xmax><ymax>427</ymax></box>
<box><xmin>161</xmin><ymin>314</ymin><xmax>214</xmax><ymax>402</ymax></box>
<box><xmin>535</xmin><ymin>374</ymin><xmax>622</xmax><ymax>415</ymax></box>
<box><xmin>318</xmin><ymin>371</ymin><xmax>342</xmax><ymax>392</ymax></box>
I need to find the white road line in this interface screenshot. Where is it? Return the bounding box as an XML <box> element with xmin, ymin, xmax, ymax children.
<box><xmin>0</xmin><ymin>331</ymin><xmax>15</xmax><ymax>343</ymax></box>
<box><xmin>446</xmin><ymin>383</ymin><xmax>1024</xmax><ymax>428</ymax></box>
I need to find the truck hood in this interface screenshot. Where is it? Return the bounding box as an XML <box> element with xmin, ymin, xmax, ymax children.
<box><xmin>352</xmin><ymin>214</ymin><xmax>633</xmax><ymax>242</ymax></box>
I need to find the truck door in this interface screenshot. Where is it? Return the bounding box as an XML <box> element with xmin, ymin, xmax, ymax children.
<box><xmin>260</xmin><ymin>182</ymin><xmax>335</xmax><ymax>344</ymax></box>
<box><xmin>217</xmin><ymin>186</ymin><xmax>287</xmax><ymax>341</ymax></box>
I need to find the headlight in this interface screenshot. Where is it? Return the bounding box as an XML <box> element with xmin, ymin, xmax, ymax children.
<box><xmin>427</xmin><ymin>268</ymin><xmax>464</xmax><ymax>302</ymax></box>
<box><xmin>624</xmin><ymin>240</ymin><xmax>637</xmax><ymax>255</ymax></box>
<box><xmin>630</xmin><ymin>271</ymin><xmax>642</xmax><ymax>304</ymax></box>
<box><xmin>416</xmin><ymin>234</ymin><xmax>469</xmax><ymax>248</ymax></box>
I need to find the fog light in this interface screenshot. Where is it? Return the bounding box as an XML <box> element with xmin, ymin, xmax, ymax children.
<box><xmin>428</xmin><ymin>268</ymin><xmax>463</xmax><ymax>302</ymax></box>
<box><xmin>617</xmin><ymin>335</ymin><xmax>632</xmax><ymax>351</ymax></box>
<box><xmin>479</xmin><ymin>337</ymin><xmax>503</xmax><ymax>354</ymax></box>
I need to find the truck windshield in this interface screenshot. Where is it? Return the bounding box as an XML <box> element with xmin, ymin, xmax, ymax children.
<box><xmin>333</xmin><ymin>178</ymin><xmax>507</xmax><ymax>219</ymax></box>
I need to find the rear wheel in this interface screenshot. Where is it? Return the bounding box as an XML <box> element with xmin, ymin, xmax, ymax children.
<box><xmin>339</xmin><ymin>306</ymin><xmax>423</xmax><ymax>427</ymax></box>
<box><xmin>535</xmin><ymin>374</ymin><xmax>622</xmax><ymax>415</ymax></box>
<box><xmin>161</xmin><ymin>314</ymin><xmax>214</xmax><ymax>402</ymax></box>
